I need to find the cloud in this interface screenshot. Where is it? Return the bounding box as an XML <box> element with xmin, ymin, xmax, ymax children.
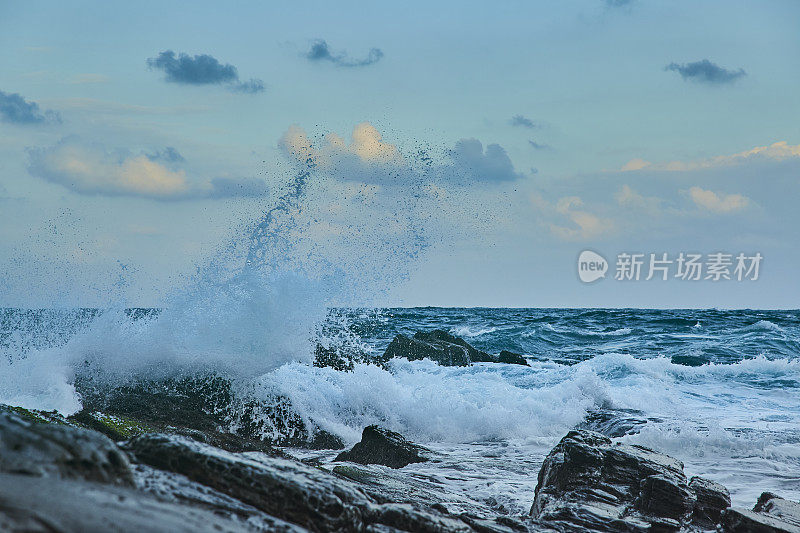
<box><xmin>615</xmin><ymin>185</ymin><xmax>662</xmax><ymax>211</ymax></box>
<box><xmin>543</xmin><ymin>196</ymin><xmax>614</xmax><ymax>241</ymax></box>
<box><xmin>147</xmin><ymin>50</ymin><xmax>264</xmax><ymax>93</ymax></box>
<box><xmin>280</xmin><ymin>122</ymin><xmax>405</xmax><ymax>182</ymax></box>
<box><xmin>305</xmin><ymin>40</ymin><xmax>384</xmax><ymax>67</ymax></box>
<box><xmin>621</xmin><ymin>141</ymin><xmax>800</xmax><ymax>172</ymax></box>
<box><xmin>280</xmin><ymin>122</ymin><xmax>524</xmax><ymax>185</ymax></box>
<box><xmin>449</xmin><ymin>139</ymin><xmax>523</xmax><ymax>182</ymax></box>
<box><xmin>664</xmin><ymin>59</ymin><xmax>746</xmax><ymax>85</ymax></box>
<box><xmin>27</xmin><ymin>139</ymin><xmax>268</xmax><ymax>200</ymax></box>
<box><xmin>146</xmin><ymin>146</ymin><xmax>185</xmax><ymax>164</ymax></box>
<box><xmin>0</xmin><ymin>90</ymin><xmax>61</xmax><ymax>125</ymax></box>
<box><xmin>688</xmin><ymin>187</ymin><xmax>749</xmax><ymax>213</ymax></box>
<box><xmin>509</xmin><ymin>115</ymin><xmax>539</xmax><ymax>129</ymax></box>
<box><xmin>528</xmin><ymin>140</ymin><xmax>551</xmax><ymax>151</ymax></box>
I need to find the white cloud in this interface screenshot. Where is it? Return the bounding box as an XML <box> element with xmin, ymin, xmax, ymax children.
<box><xmin>621</xmin><ymin>141</ymin><xmax>800</xmax><ymax>172</ymax></box>
<box><xmin>27</xmin><ymin>139</ymin><xmax>267</xmax><ymax>200</ymax></box>
<box><xmin>615</xmin><ymin>184</ymin><xmax>662</xmax><ymax>211</ymax></box>
<box><xmin>530</xmin><ymin>193</ymin><xmax>614</xmax><ymax>241</ymax></box>
<box><xmin>279</xmin><ymin>122</ymin><xmax>405</xmax><ymax>182</ymax></box>
<box><xmin>688</xmin><ymin>186</ymin><xmax>749</xmax><ymax>213</ymax></box>
<box><xmin>279</xmin><ymin>122</ymin><xmax>524</xmax><ymax>185</ymax></box>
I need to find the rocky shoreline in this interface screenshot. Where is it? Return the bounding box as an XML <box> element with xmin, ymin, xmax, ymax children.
<box><xmin>1</xmin><ymin>330</ymin><xmax>798</xmax><ymax>532</ymax></box>
<box><xmin>1</xmin><ymin>406</ymin><xmax>798</xmax><ymax>532</ymax></box>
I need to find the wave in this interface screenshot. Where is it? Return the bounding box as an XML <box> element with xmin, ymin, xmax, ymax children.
<box><xmin>449</xmin><ymin>325</ymin><xmax>499</xmax><ymax>338</ymax></box>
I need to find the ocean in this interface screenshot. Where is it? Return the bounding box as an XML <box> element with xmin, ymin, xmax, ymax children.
<box><xmin>2</xmin><ymin>306</ymin><xmax>798</xmax><ymax>511</ymax></box>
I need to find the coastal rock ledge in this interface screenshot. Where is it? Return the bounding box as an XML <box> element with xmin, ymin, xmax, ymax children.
<box><xmin>531</xmin><ymin>429</ymin><xmax>800</xmax><ymax>533</ymax></box>
<box><xmin>1</xmin><ymin>406</ymin><xmax>799</xmax><ymax>532</ymax></box>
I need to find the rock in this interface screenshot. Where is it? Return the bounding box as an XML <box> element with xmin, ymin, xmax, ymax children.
<box><xmin>689</xmin><ymin>476</ymin><xmax>730</xmax><ymax>525</ymax></box>
<box><xmin>384</xmin><ymin>331</ymin><xmax>473</xmax><ymax>366</ymax></box>
<box><xmin>383</xmin><ymin>330</ymin><xmax>528</xmax><ymax>367</ymax></box>
<box><xmin>721</xmin><ymin>493</ymin><xmax>800</xmax><ymax>532</ymax></box>
<box><xmin>0</xmin><ymin>412</ymin><xmax>134</xmax><ymax>486</ymax></box>
<box><xmin>754</xmin><ymin>492</ymin><xmax>800</xmax><ymax>527</ymax></box>
<box><xmin>124</xmin><ymin>433</ymin><xmax>374</xmax><ymax>531</ymax></box>
<box><xmin>497</xmin><ymin>351</ymin><xmax>529</xmax><ymax>366</ymax></box>
<box><xmin>132</xmin><ymin>463</ymin><xmax>307</xmax><ymax>531</ymax></box>
<box><xmin>530</xmin><ymin>430</ymin><xmax>699</xmax><ymax>531</ymax></box>
<box><xmin>0</xmin><ymin>472</ymin><xmax>282</xmax><ymax>532</ymax></box>
<box><xmin>367</xmin><ymin>503</ymin><xmax>473</xmax><ymax>533</ymax></box>
<box><xmin>76</xmin><ymin>375</ymin><xmax>342</xmax><ymax>450</ymax></box>
<box><xmin>335</xmin><ymin>425</ymin><xmax>432</xmax><ymax>469</ymax></box>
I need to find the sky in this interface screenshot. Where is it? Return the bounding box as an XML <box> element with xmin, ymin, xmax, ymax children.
<box><xmin>1</xmin><ymin>0</ymin><xmax>799</xmax><ymax>308</ymax></box>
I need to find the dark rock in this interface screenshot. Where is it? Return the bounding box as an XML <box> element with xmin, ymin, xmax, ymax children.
<box><xmin>335</xmin><ymin>425</ymin><xmax>432</xmax><ymax>469</ymax></box>
<box><xmin>721</xmin><ymin>507</ymin><xmax>800</xmax><ymax>533</ymax></box>
<box><xmin>721</xmin><ymin>492</ymin><xmax>800</xmax><ymax>532</ymax></box>
<box><xmin>124</xmin><ymin>433</ymin><xmax>372</xmax><ymax>532</ymax></box>
<box><xmin>384</xmin><ymin>332</ymin><xmax>473</xmax><ymax>366</ymax></box>
<box><xmin>754</xmin><ymin>492</ymin><xmax>800</xmax><ymax>527</ymax></box>
<box><xmin>132</xmin><ymin>463</ymin><xmax>306</xmax><ymax>531</ymax></box>
<box><xmin>76</xmin><ymin>375</ymin><xmax>341</xmax><ymax>450</ymax></box>
<box><xmin>383</xmin><ymin>330</ymin><xmax>528</xmax><ymax>367</ymax></box>
<box><xmin>530</xmin><ymin>430</ymin><xmax>700</xmax><ymax>531</ymax></box>
<box><xmin>367</xmin><ymin>503</ymin><xmax>473</xmax><ymax>533</ymax></box>
<box><xmin>689</xmin><ymin>476</ymin><xmax>730</xmax><ymax>525</ymax></box>
<box><xmin>0</xmin><ymin>472</ymin><xmax>287</xmax><ymax>532</ymax></box>
<box><xmin>0</xmin><ymin>411</ymin><xmax>134</xmax><ymax>486</ymax></box>
<box><xmin>497</xmin><ymin>351</ymin><xmax>529</xmax><ymax>366</ymax></box>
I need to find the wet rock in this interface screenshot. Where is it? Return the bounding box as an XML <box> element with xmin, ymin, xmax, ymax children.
<box><xmin>124</xmin><ymin>433</ymin><xmax>373</xmax><ymax>532</ymax></box>
<box><xmin>383</xmin><ymin>330</ymin><xmax>528</xmax><ymax>367</ymax></box>
<box><xmin>530</xmin><ymin>430</ymin><xmax>699</xmax><ymax>531</ymax></box>
<box><xmin>721</xmin><ymin>493</ymin><xmax>800</xmax><ymax>532</ymax></box>
<box><xmin>689</xmin><ymin>476</ymin><xmax>730</xmax><ymax>525</ymax></box>
<box><xmin>367</xmin><ymin>503</ymin><xmax>473</xmax><ymax>533</ymax></box>
<box><xmin>132</xmin><ymin>463</ymin><xmax>306</xmax><ymax>531</ymax></box>
<box><xmin>497</xmin><ymin>350</ymin><xmax>529</xmax><ymax>366</ymax></box>
<box><xmin>77</xmin><ymin>375</ymin><xmax>342</xmax><ymax>450</ymax></box>
<box><xmin>335</xmin><ymin>425</ymin><xmax>432</xmax><ymax>469</ymax></box>
<box><xmin>0</xmin><ymin>472</ymin><xmax>278</xmax><ymax>532</ymax></box>
<box><xmin>0</xmin><ymin>411</ymin><xmax>134</xmax><ymax>486</ymax></box>
<box><xmin>384</xmin><ymin>331</ymin><xmax>473</xmax><ymax>366</ymax></box>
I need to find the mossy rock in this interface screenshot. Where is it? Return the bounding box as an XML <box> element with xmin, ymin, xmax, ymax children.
<box><xmin>0</xmin><ymin>404</ymin><xmax>70</xmax><ymax>426</ymax></box>
<box><xmin>68</xmin><ymin>410</ymin><xmax>158</xmax><ymax>441</ymax></box>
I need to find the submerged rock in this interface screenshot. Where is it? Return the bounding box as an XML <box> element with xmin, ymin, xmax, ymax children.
<box><xmin>0</xmin><ymin>412</ymin><xmax>134</xmax><ymax>486</ymax></box>
<box><xmin>721</xmin><ymin>492</ymin><xmax>800</xmax><ymax>533</ymax></box>
<box><xmin>335</xmin><ymin>425</ymin><xmax>433</xmax><ymax>469</ymax></box>
<box><xmin>383</xmin><ymin>330</ymin><xmax>529</xmax><ymax>367</ymax></box>
<box><xmin>530</xmin><ymin>430</ymin><xmax>722</xmax><ymax>532</ymax></box>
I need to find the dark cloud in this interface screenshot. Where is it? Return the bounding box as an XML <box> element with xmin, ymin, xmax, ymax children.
<box><xmin>0</xmin><ymin>90</ymin><xmax>60</xmax><ymax>125</ymax></box>
<box><xmin>231</xmin><ymin>79</ymin><xmax>266</xmax><ymax>94</ymax></box>
<box><xmin>449</xmin><ymin>138</ymin><xmax>522</xmax><ymax>182</ymax></box>
<box><xmin>306</xmin><ymin>40</ymin><xmax>384</xmax><ymax>67</ymax></box>
<box><xmin>509</xmin><ymin>115</ymin><xmax>539</xmax><ymax>129</ymax></box>
<box><xmin>147</xmin><ymin>50</ymin><xmax>264</xmax><ymax>93</ymax></box>
<box><xmin>147</xmin><ymin>146</ymin><xmax>185</xmax><ymax>164</ymax></box>
<box><xmin>665</xmin><ymin>59</ymin><xmax>746</xmax><ymax>85</ymax></box>
<box><xmin>528</xmin><ymin>140</ymin><xmax>551</xmax><ymax>151</ymax></box>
